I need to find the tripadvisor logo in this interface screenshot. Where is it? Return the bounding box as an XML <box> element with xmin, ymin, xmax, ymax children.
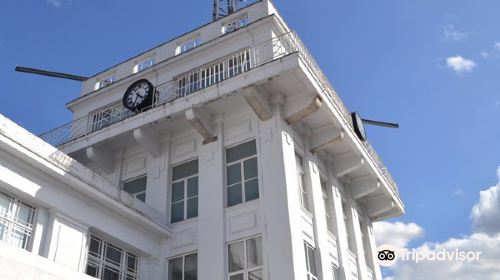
<box><xmin>377</xmin><ymin>244</ymin><xmax>398</xmax><ymax>267</ymax></box>
<box><xmin>376</xmin><ymin>244</ymin><xmax>482</xmax><ymax>267</ymax></box>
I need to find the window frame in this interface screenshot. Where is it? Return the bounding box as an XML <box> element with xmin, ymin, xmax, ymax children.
<box><xmin>304</xmin><ymin>242</ymin><xmax>318</xmax><ymax>280</ymax></box>
<box><xmin>122</xmin><ymin>174</ymin><xmax>148</xmax><ymax>202</ymax></box>
<box><xmin>167</xmin><ymin>252</ymin><xmax>198</xmax><ymax>280</ymax></box>
<box><xmin>295</xmin><ymin>153</ymin><xmax>309</xmax><ymax>211</ymax></box>
<box><xmin>0</xmin><ymin>191</ymin><xmax>36</xmax><ymax>251</ymax></box>
<box><xmin>321</xmin><ymin>181</ymin><xmax>335</xmax><ymax>234</ymax></box>
<box><xmin>85</xmin><ymin>235</ymin><xmax>139</xmax><ymax>280</ymax></box>
<box><xmin>170</xmin><ymin>159</ymin><xmax>199</xmax><ymax>224</ymax></box>
<box><xmin>94</xmin><ymin>75</ymin><xmax>114</xmax><ymax>91</ymax></box>
<box><xmin>177</xmin><ymin>36</ymin><xmax>202</xmax><ymax>55</ymax></box>
<box><xmin>227</xmin><ymin>235</ymin><xmax>264</xmax><ymax>280</ymax></box>
<box><xmin>133</xmin><ymin>57</ymin><xmax>155</xmax><ymax>73</ymax></box>
<box><xmin>225</xmin><ymin>139</ymin><xmax>259</xmax><ymax>208</ymax></box>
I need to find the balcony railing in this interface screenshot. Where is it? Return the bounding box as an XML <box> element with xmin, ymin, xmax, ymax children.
<box><xmin>39</xmin><ymin>31</ymin><xmax>400</xmax><ymax>197</ymax></box>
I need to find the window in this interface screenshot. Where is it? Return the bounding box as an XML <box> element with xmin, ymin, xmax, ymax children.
<box><xmin>226</xmin><ymin>140</ymin><xmax>259</xmax><ymax>207</ymax></box>
<box><xmin>168</xmin><ymin>253</ymin><xmax>198</xmax><ymax>280</ymax></box>
<box><xmin>296</xmin><ymin>153</ymin><xmax>309</xmax><ymax>211</ymax></box>
<box><xmin>123</xmin><ymin>175</ymin><xmax>147</xmax><ymax>202</ymax></box>
<box><xmin>176</xmin><ymin>49</ymin><xmax>251</xmax><ymax>97</ymax></box>
<box><xmin>86</xmin><ymin>235</ymin><xmax>138</xmax><ymax>280</ymax></box>
<box><xmin>223</xmin><ymin>16</ymin><xmax>248</xmax><ymax>33</ymax></box>
<box><xmin>304</xmin><ymin>243</ymin><xmax>318</xmax><ymax>280</ymax></box>
<box><xmin>177</xmin><ymin>37</ymin><xmax>201</xmax><ymax>55</ymax></box>
<box><xmin>133</xmin><ymin>58</ymin><xmax>154</xmax><ymax>73</ymax></box>
<box><xmin>0</xmin><ymin>192</ymin><xmax>36</xmax><ymax>250</ymax></box>
<box><xmin>94</xmin><ymin>76</ymin><xmax>114</xmax><ymax>91</ymax></box>
<box><xmin>90</xmin><ymin>103</ymin><xmax>132</xmax><ymax>132</ymax></box>
<box><xmin>228</xmin><ymin>236</ymin><xmax>263</xmax><ymax>280</ymax></box>
<box><xmin>322</xmin><ymin>182</ymin><xmax>334</xmax><ymax>233</ymax></box>
<box><xmin>171</xmin><ymin>160</ymin><xmax>199</xmax><ymax>223</ymax></box>
<box><xmin>342</xmin><ymin>201</ymin><xmax>355</xmax><ymax>252</ymax></box>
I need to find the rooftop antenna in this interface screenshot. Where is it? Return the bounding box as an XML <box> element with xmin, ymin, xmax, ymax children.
<box><xmin>15</xmin><ymin>66</ymin><xmax>88</xmax><ymax>82</ymax></box>
<box><xmin>213</xmin><ymin>0</ymin><xmax>246</xmax><ymax>20</ymax></box>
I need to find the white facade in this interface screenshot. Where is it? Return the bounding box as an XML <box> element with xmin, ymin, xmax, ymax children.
<box><xmin>0</xmin><ymin>1</ymin><xmax>404</xmax><ymax>280</ymax></box>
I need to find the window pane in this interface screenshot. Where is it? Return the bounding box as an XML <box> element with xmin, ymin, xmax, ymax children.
<box><xmin>249</xmin><ymin>269</ymin><xmax>263</xmax><ymax>280</ymax></box>
<box><xmin>227</xmin><ymin>184</ymin><xmax>243</xmax><ymax>207</ymax></box>
<box><xmin>185</xmin><ymin>254</ymin><xmax>198</xmax><ymax>280</ymax></box>
<box><xmin>0</xmin><ymin>194</ymin><xmax>11</xmax><ymax>216</ymax></box>
<box><xmin>127</xmin><ymin>253</ymin><xmax>137</xmax><ymax>273</ymax></box>
<box><xmin>228</xmin><ymin>241</ymin><xmax>245</xmax><ymax>272</ymax></box>
<box><xmin>246</xmin><ymin>237</ymin><xmax>263</xmax><ymax>268</ymax></box>
<box><xmin>187</xmin><ymin>197</ymin><xmax>198</xmax><ymax>219</ymax></box>
<box><xmin>244</xmin><ymin>179</ymin><xmax>259</xmax><ymax>202</ymax></box>
<box><xmin>10</xmin><ymin>227</ymin><xmax>29</xmax><ymax>249</ymax></box>
<box><xmin>168</xmin><ymin>257</ymin><xmax>183</xmax><ymax>280</ymax></box>
<box><xmin>187</xmin><ymin>177</ymin><xmax>198</xmax><ymax>197</ymax></box>
<box><xmin>229</xmin><ymin>274</ymin><xmax>244</xmax><ymax>280</ymax></box>
<box><xmin>171</xmin><ymin>201</ymin><xmax>184</xmax><ymax>223</ymax></box>
<box><xmin>105</xmin><ymin>244</ymin><xmax>123</xmax><ymax>265</ymax></box>
<box><xmin>227</xmin><ymin>163</ymin><xmax>241</xmax><ymax>186</ymax></box>
<box><xmin>136</xmin><ymin>193</ymin><xmax>146</xmax><ymax>202</ymax></box>
<box><xmin>307</xmin><ymin>246</ymin><xmax>317</xmax><ymax>276</ymax></box>
<box><xmin>89</xmin><ymin>237</ymin><xmax>101</xmax><ymax>256</ymax></box>
<box><xmin>123</xmin><ymin>176</ymin><xmax>147</xmax><ymax>195</ymax></box>
<box><xmin>103</xmin><ymin>265</ymin><xmax>120</xmax><ymax>280</ymax></box>
<box><xmin>243</xmin><ymin>157</ymin><xmax>258</xmax><ymax>180</ymax></box>
<box><xmin>0</xmin><ymin>223</ymin><xmax>6</xmax><ymax>241</ymax></box>
<box><xmin>173</xmin><ymin>160</ymin><xmax>198</xmax><ymax>181</ymax></box>
<box><xmin>171</xmin><ymin>182</ymin><xmax>185</xmax><ymax>203</ymax></box>
<box><xmin>226</xmin><ymin>140</ymin><xmax>256</xmax><ymax>163</ymax></box>
<box><xmin>86</xmin><ymin>262</ymin><xmax>99</xmax><ymax>277</ymax></box>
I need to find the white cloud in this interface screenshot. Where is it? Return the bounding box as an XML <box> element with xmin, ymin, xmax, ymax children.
<box><xmin>374</xmin><ymin>221</ymin><xmax>424</xmax><ymax>248</ymax></box>
<box><xmin>471</xmin><ymin>169</ymin><xmax>500</xmax><ymax>235</ymax></box>
<box><xmin>446</xmin><ymin>56</ymin><xmax>476</xmax><ymax>74</ymax></box>
<box><xmin>384</xmin><ymin>167</ymin><xmax>500</xmax><ymax>280</ymax></box>
<box><xmin>495</xmin><ymin>42</ymin><xmax>500</xmax><ymax>52</ymax></box>
<box><xmin>443</xmin><ymin>24</ymin><xmax>468</xmax><ymax>41</ymax></box>
<box><xmin>454</xmin><ymin>189</ymin><xmax>466</xmax><ymax>196</ymax></box>
<box><xmin>46</xmin><ymin>0</ymin><xmax>63</xmax><ymax>8</ymax></box>
<box><xmin>481</xmin><ymin>51</ymin><xmax>489</xmax><ymax>58</ymax></box>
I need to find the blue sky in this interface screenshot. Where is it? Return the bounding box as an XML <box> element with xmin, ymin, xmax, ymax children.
<box><xmin>1</xmin><ymin>0</ymin><xmax>499</xmax><ymax>278</ymax></box>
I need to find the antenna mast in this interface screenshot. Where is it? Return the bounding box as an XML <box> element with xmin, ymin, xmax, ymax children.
<box><xmin>213</xmin><ymin>0</ymin><xmax>241</xmax><ymax>20</ymax></box>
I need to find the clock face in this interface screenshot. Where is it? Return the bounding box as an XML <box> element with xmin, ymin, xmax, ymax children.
<box><xmin>123</xmin><ymin>79</ymin><xmax>154</xmax><ymax>112</ymax></box>
<box><xmin>352</xmin><ymin>112</ymin><xmax>367</xmax><ymax>141</ymax></box>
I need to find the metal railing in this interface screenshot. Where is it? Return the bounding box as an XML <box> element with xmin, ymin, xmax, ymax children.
<box><xmin>39</xmin><ymin>31</ymin><xmax>399</xmax><ymax>196</ymax></box>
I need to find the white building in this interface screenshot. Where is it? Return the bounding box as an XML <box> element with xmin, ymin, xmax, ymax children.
<box><xmin>0</xmin><ymin>1</ymin><xmax>404</xmax><ymax>280</ymax></box>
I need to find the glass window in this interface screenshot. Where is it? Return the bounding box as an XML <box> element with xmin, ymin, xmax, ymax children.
<box><xmin>296</xmin><ymin>153</ymin><xmax>309</xmax><ymax>211</ymax></box>
<box><xmin>85</xmin><ymin>235</ymin><xmax>138</xmax><ymax>280</ymax></box>
<box><xmin>0</xmin><ymin>191</ymin><xmax>35</xmax><ymax>251</ymax></box>
<box><xmin>134</xmin><ymin>58</ymin><xmax>154</xmax><ymax>73</ymax></box>
<box><xmin>123</xmin><ymin>175</ymin><xmax>147</xmax><ymax>202</ymax></box>
<box><xmin>304</xmin><ymin>243</ymin><xmax>318</xmax><ymax>280</ymax></box>
<box><xmin>94</xmin><ymin>76</ymin><xmax>114</xmax><ymax>91</ymax></box>
<box><xmin>178</xmin><ymin>37</ymin><xmax>201</xmax><ymax>54</ymax></box>
<box><xmin>223</xmin><ymin>16</ymin><xmax>248</xmax><ymax>34</ymax></box>
<box><xmin>226</xmin><ymin>140</ymin><xmax>259</xmax><ymax>207</ymax></box>
<box><xmin>168</xmin><ymin>253</ymin><xmax>198</xmax><ymax>280</ymax></box>
<box><xmin>171</xmin><ymin>160</ymin><xmax>199</xmax><ymax>223</ymax></box>
<box><xmin>228</xmin><ymin>236</ymin><xmax>263</xmax><ymax>280</ymax></box>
